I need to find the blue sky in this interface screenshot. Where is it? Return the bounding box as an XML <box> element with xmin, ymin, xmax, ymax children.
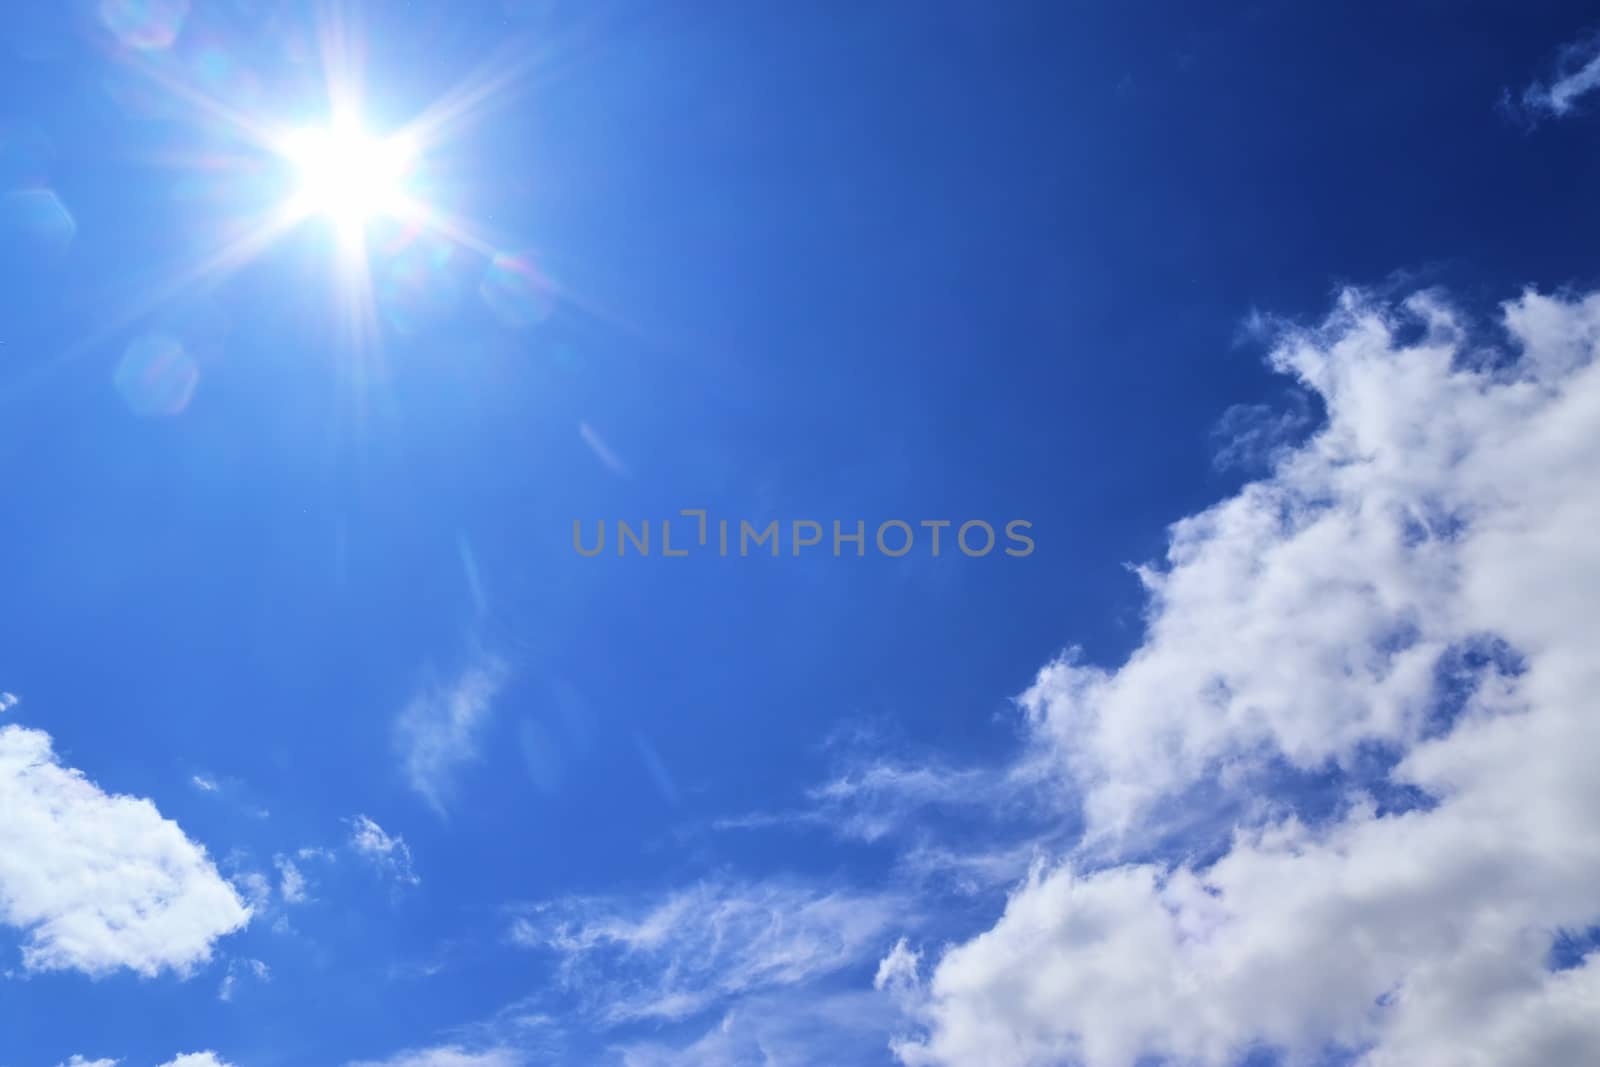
<box><xmin>3</xmin><ymin>3</ymin><xmax>1600</xmax><ymax>1066</ymax></box>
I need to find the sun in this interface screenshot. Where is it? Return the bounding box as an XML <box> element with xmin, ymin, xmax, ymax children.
<box><xmin>88</xmin><ymin>5</ymin><xmax>538</xmax><ymax>360</ymax></box>
<box><xmin>280</xmin><ymin>120</ymin><xmax>416</xmax><ymax>230</ymax></box>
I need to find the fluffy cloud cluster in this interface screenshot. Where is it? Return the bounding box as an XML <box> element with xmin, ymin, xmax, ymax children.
<box><xmin>0</xmin><ymin>724</ymin><xmax>250</xmax><ymax>976</ymax></box>
<box><xmin>891</xmin><ymin>289</ymin><xmax>1600</xmax><ymax>1066</ymax></box>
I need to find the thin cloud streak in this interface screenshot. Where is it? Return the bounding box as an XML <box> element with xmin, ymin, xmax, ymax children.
<box><xmin>395</xmin><ymin>655</ymin><xmax>509</xmax><ymax>815</ymax></box>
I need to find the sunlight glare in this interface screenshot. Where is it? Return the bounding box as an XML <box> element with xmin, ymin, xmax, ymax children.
<box><xmin>73</xmin><ymin>5</ymin><xmax>566</xmax><ymax>368</ymax></box>
<box><xmin>281</xmin><ymin>122</ymin><xmax>415</xmax><ymax>229</ymax></box>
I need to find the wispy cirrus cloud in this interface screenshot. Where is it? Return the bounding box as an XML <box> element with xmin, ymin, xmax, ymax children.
<box><xmin>186</xmin><ymin>771</ymin><xmax>270</xmax><ymax>819</ymax></box>
<box><xmin>395</xmin><ymin>655</ymin><xmax>509</xmax><ymax>815</ymax></box>
<box><xmin>346</xmin><ymin>1047</ymin><xmax>527</xmax><ymax>1067</ymax></box>
<box><xmin>1209</xmin><ymin>395</ymin><xmax>1315</xmax><ymax>471</ymax></box>
<box><xmin>217</xmin><ymin>957</ymin><xmax>271</xmax><ymax>1002</ymax></box>
<box><xmin>508</xmin><ymin>879</ymin><xmax>907</xmax><ymax>1025</ymax></box>
<box><xmin>612</xmin><ymin>990</ymin><xmax>900</xmax><ymax>1067</ymax></box>
<box><xmin>348</xmin><ymin>814</ymin><xmax>420</xmax><ymax>886</ymax></box>
<box><xmin>272</xmin><ymin>848</ymin><xmax>329</xmax><ymax>904</ymax></box>
<box><xmin>716</xmin><ymin>750</ymin><xmax>1068</xmax><ymax>897</ymax></box>
<box><xmin>0</xmin><ymin>723</ymin><xmax>250</xmax><ymax>977</ymax></box>
<box><xmin>56</xmin><ymin>1055</ymin><xmax>237</xmax><ymax>1067</ymax></box>
<box><xmin>1515</xmin><ymin>30</ymin><xmax>1600</xmax><ymax>120</ymax></box>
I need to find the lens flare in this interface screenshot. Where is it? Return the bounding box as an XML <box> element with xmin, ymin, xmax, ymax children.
<box><xmin>379</xmin><ymin>236</ymin><xmax>460</xmax><ymax>335</ymax></box>
<box><xmin>1</xmin><ymin>188</ymin><xmax>76</xmax><ymax>262</ymax></box>
<box><xmin>114</xmin><ymin>333</ymin><xmax>198</xmax><ymax>416</ymax></box>
<box><xmin>99</xmin><ymin>0</ymin><xmax>189</xmax><ymax>52</ymax></box>
<box><xmin>479</xmin><ymin>252</ymin><xmax>555</xmax><ymax>329</ymax></box>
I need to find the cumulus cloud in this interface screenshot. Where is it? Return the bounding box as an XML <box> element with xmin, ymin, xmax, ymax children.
<box><xmin>57</xmin><ymin>1058</ymin><xmax>118</xmax><ymax>1067</ymax></box>
<box><xmin>890</xmin><ymin>288</ymin><xmax>1600</xmax><ymax>1066</ymax></box>
<box><xmin>1519</xmin><ymin>32</ymin><xmax>1600</xmax><ymax>118</ymax></box>
<box><xmin>0</xmin><ymin>691</ymin><xmax>17</xmax><ymax>712</ymax></box>
<box><xmin>348</xmin><ymin>814</ymin><xmax>420</xmax><ymax>886</ymax></box>
<box><xmin>0</xmin><ymin>724</ymin><xmax>250</xmax><ymax>977</ymax></box>
<box><xmin>395</xmin><ymin>656</ymin><xmax>508</xmax><ymax>814</ymax></box>
<box><xmin>509</xmin><ymin>879</ymin><xmax>906</xmax><ymax>1024</ymax></box>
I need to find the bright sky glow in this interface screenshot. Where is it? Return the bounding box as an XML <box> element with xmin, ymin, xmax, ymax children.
<box><xmin>279</xmin><ymin>122</ymin><xmax>416</xmax><ymax>230</ymax></box>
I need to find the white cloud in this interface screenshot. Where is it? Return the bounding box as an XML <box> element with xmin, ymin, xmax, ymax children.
<box><xmin>395</xmin><ymin>656</ymin><xmax>508</xmax><ymax>814</ymax></box>
<box><xmin>218</xmin><ymin>956</ymin><xmax>271</xmax><ymax>1001</ymax></box>
<box><xmin>230</xmin><ymin>868</ymin><xmax>273</xmax><ymax>913</ymax></box>
<box><xmin>1209</xmin><ymin>397</ymin><xmax>1313</xmax><ymax>471</ymax></box>
<box><xmin>717</xmin><ymin>762</ymin><xmax>1002</xmax><ymax>844</ymax></box>
<box><xmin>718</xmin><ymin>749</ymin><xmax>1064</xmax><ymax>898</ymax></box>
<box><xmin>612</xmin><ymin>991</ymin><xmax>896</xmax><ymax>1067</ymax></box>
<box><xmin>276</xmin><ymin>853</ymin><xmax>309</xmax><ymax>903</ymax></box>
<box><xmin>509</xmin><ymin>879</ymin><xmax>906</xmax><ymax>1024</ymax></box>
<box><xmin>890</xmin><ymin>288</ymin><xmax>1600</xmax><ymax>1066</ymax></box>
<box><xmin>348</xmin><ymin>814</ymin><xmax>420</xmax><ymax>886</ymax></box>
<box><xmin>346</xmin><ymin>1047</ymin><xmax>526</xmax><ymax>1067</ymax></box>
<box><xmin>1520</xmin><ymin>32</ymin><xmax>1600</xmax><ymax>118</ymax></box>
<box><xmin>894</xmin><ymin>839</ymin><xmax>1047</xmax><ymax>898</ymax></box>
<box><xmin>56</xmin><ymin>1055</ymin><xmax>232</xmax><ymax>1067</ymax></box>
<box><xmin>805</xmin><ymin>762</ymin><xmax>1021</xmax><ymax>844</ymax></box>
<box><xmin>190</xmin><ymin>773</ymin><xmax>220</xmax><ymax>793</ymax></box>
<box><xmin>874</xmin><ymin>938</ymin><xmax>921</xmax><ymax>997</ymax></box>
<box><xmin>0</xmin><ymin>691</ymin><xmax>17</xmax><ymax>712</ymax></box>
<box><xmin>0</xmin><ymin>724</ymin><xmax>250</xmax><ymax>977</ymax></box>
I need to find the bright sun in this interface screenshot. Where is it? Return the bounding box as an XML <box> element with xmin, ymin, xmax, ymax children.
<box><xmin>114</xmin><ymin>4</ymin><xmax>529</xmax><ymax>353</ymax></box>
<box><xmin>281</xmin><ymin>122</ymin><xmax>415</xmax><ymax>229</ymax></box>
